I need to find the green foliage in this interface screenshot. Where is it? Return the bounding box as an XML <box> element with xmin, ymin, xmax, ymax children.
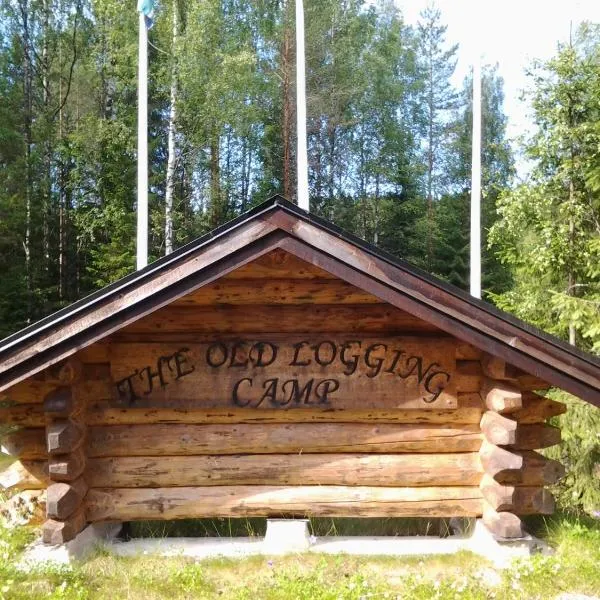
<box><xmin>489</xmin><ymin>24</ymin><xmax>600</xmax><ymax>514</ymax></box>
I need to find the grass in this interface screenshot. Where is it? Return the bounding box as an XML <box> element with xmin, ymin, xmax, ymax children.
<box><xmin>0</xmin><ymin>513</ymin><xmax>599</xmax><ymax>599</ymax></box>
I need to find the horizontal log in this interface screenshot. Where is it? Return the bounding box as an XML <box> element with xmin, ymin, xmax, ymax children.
<box><xmin>481</xmin><ymin>356</ymin><xmax>520</xmax><ymax>381</ymax></box>
<box><xmin>48</xmin><ymin>447</ymin><xmax>86</xmax><ymax>481</ymax></box>
<box><xmin>479</xmin><ymin>441</ymin><xmax>565</xmax><ymax>485</ymax></box>
<box><xmin>86</xmin><ymin>405</ymin><xmax>484</xmax><ymax>427</ymax></box>
<box><xmin>484</xmin><ymin>380</ymin><xmax>522</xmax><ymax>414</ymax></box>
<box><xmin>0</xmin><ymin>489</ymin><xmax>46</xmax><ymax>526</ymax></box>
<box><xmin>482</xmin><ymin>505</ymin><xmax>525</xmax><ymax>539</ymax></box>
<box><xmin>173</xmin><ymin>278</ymin><xmax>381</xmax><ymax>306</ymax></box>
<box><xmin>46</xmin><ymin>478</ymin><xmax>88</xmax><ymax>520</ymax></box>
<box><xmin>455</xmin><ymin>343</ymin><xmax>482</xmax><ymax>361</ymax></box>
<box><xmin>0</xmin><ymin>380</ymin><xmax>55</xmax><ymax>405</ymax></box>
<box><xmin>1</xmin><ymin>428</ymin><xmax>46</xmax><ymax>458</ymax></box>
<box><xmin>517</xmin><ymin>374</ymin><xmax>551</xmax><ymax>392</ymax></box>
<box><xmin>480</xmin><ymin>474</ymin><xmax>555</xmax><ymax>514</ymax></box>
<box><xmin>85</xmin><ymin>486</ymin><xmax>485</xmax><ymax>521</ymax></box>
<box><xmin>223</xmin><ymin>249</ymin><xmax>338</xmax><ymax>279</ymax></box>
<box><xmin>481</xmin><ymin>414</ymin><xmax>561</xmax><ymax>449</ymax></box>
<box><xmin>44</xmin><ymin>360</ymin><xmax>82</xmax><ymax>386</ymax></box>
<box><xmin>86</xmin><ymin>453</ymin><xmax>484</xmax><ymax>488</ymax></box>
<box><xmin>108</xmin><ymin>336</ymin><xmax>457</xmax><ymax>410</ymax></box>
<box><xmin>120</xmin><ymin>304</ymin><xmax>441</xmax><ymax>335</ymax></box>
<box><xmin>480</xmin><ymin>411</ymin><xmax>517</xmax><ymax>445</ymax></box>
<box><xmin>0</xmin><ymin>460</ymin><xmax>48</xmax><ymax>489</ymax></box>
<box><xmin>43</xmin><ymin>507</ymin><xmax>87</xmax><ymax>545</ymax></box>
<box><xmin>0</xmin><ymin>404</ymin><xmax>45</xmax><ymax>427</ymax></box>
<box><xmin>43</xmin><ymin>387</ymin><xmax>73</xmax><ymax>417</ymax></box>
<box><xmin>47</xmin><ymin>421</ymin><xmax>85</xmax><ymax>455</ymax></box>
<box><xmin>511</xmin><ymin>393</ymin><xmax>567</xmax><ymax>424</ymax></box>
<box><xmin>86</xmin><ymin>423</ymin><xmax>483</xmax><ymax>457</ymax></box>
<box><xmin>455</xmin><ymin>361</ymin><xmax>482</xmax><ymax>392</ymax></box>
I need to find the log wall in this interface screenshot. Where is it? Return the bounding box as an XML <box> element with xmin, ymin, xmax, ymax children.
<box><xmin>0</xmin><ymin>252</ymin><xmax>565</xmax><ymax>541</ymax></box>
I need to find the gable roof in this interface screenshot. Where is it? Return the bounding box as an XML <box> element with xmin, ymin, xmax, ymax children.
<box><xmin>1</xmin><ymin>195</ymin><xmax>599</xmax><ymax>406</ymax></box>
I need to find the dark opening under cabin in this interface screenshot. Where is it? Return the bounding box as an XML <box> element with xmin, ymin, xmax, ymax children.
<box><xmin>1</xmin><ymin>196</ymin><xmax>599</xmax><ymax>546</ymax></box>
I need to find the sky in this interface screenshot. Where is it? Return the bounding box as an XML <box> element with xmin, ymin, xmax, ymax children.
<box><xmin>395</xmin><ymin>0</ymin><xmax>600</xmax><ymax>175</ymax></box>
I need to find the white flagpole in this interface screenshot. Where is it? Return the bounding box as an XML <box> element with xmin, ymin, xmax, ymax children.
<box><xmin>470</xmin><ymin>54</ymin><xmax>482</xmax><ymax>299</ymax></box>
<box><xmin>295</xmin><ymin>0</ymin><xmax>309</xmax><ymax>211</ymax></box>
<box><xmin>137</xmin><ymin>10</ymin><xmax>149</xmax><ymax>270</ymax></box>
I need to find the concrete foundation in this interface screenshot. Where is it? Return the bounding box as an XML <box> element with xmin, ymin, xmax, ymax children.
<box><xmin>20</xmin><ymin>518</ymin><xmax>551</xmax><ymax>567</ymax></box>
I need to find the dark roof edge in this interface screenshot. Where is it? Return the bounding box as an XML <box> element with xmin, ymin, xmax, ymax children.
<box><xmin>271</xmin><ymin>198</ymin><xmax>600</xmax><ymax>371</ymax></box>
<box><xmin>0</xmin><ymin>196</ymin><xmax>291</xmax><ymax>356</ymax></box>
<box><xmin>1</xmin><ymin>194</ymin><xmax>598</xmax><ymax>377</ymax></box>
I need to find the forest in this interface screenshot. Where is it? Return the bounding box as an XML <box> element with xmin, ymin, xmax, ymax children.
<box><xmin>0</xmin><ymin>0</ymin><xmax>598</xmax><ymax>511</ymax></box>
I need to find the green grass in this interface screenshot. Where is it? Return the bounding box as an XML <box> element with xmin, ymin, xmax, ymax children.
<box><xmin>0</xmin><ymin>513</ymin><xmax>599</xmax><ymax>599</ymax></box>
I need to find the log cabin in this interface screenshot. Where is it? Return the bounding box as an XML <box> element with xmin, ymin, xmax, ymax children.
<box><xmin>0</xmin><ymin>196</ymin><xmax>599</xmax><ymax>546</ymax></box>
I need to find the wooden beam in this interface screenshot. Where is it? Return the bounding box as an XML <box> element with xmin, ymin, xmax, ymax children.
<box><xmin>86</xmin><ymin>453</ymin><xmax>484</xmax><ymax>488</ymax></box>
<box><xmin>480</xmin><ymin>411</ymin><xmax>518</xmax><ymax>445</ymax></box>
<box><xmin>0</xmin><ymin>404</ymin><xmax>45</xmax><ymax>427</ymax></box>
<box><xmin>0</xmin><ymin>460</ymin><xmax>48</xmax><ymax>489</ymax></box>
<box><xmin>86</xmin><ymin>403</ymin><xmax>485</xmax><ymax>427</ymax></box>
<box><xmin>119</xmin><ymin>304</ymin><xmax>441</xmax><ymax>335</ymax></box>
<box><xmin>86</xmin><ymin>423</ymin><xmax>483</xmax><ymax>457</ymax></box>
<box><xmin>43</xmin><ymin>387</ymin><xmax>73</xmax><ymax>417</ymax></box>
<box><xmin>455</xmin><ymin>361</ymin><xmax>482</xmax><ymax>392</ymax></box>
<box><xmin>42</xmin><ymin>507</ymin><xmax>87</xmax><ymax>544</ymax></box>
<box><xmin>46</xmin><ymin>478</ymin><xmax>89</xmax><ymax>520</ymax></box>
<box><xmin>484</xmin><ymin>380</ymin><xmax>522</xmax><ymax>414</ymax></box>
<box><xmin>172</xmin><ymin>278</ymin><xmax>381</xmax><ymax>306</ymax></box>
<box><xmin>48</xmin><ymin>447</ymin><xmax>86</xmax><ymax>481</ymax></box>
<box><xmin>479</xmin><ymin>474</ymin><xmax>555</xmax><ymax>513</ymax></box>
<box><xmin>46</xmin><ymin>421</ymin><xmax>85</xmax><ymax>455</ymax></box>
<box><xmin>1</xmin><ymin>428</ymin><xmax>46</xmax><ymax>458</ymax></box>
<box><xmin>482</xmin><ymin>504</ymin><xmax>525</xmax><ymax>539</ymax></box>
<box><xmin>479</xmin><ymin>441</ymin><xmax>565</xmax><ymax>485</ymax></box>
<box><xmin>481</xmin><ymin>355</ymin><xmax>519</xmax><ymax>381</ymax></box>
<box><xmin>85</xmin><ymin>486</ymin><xmax>485</xmax><ymax>521</ymax></box>
<box><xmin>511</xmin><ymin>392</ymin><xmax>567</xmax><ymax>424</ymax></box>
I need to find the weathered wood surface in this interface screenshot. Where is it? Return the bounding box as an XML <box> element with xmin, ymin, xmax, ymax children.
<box><xmin>86</xmin><ymin>423</ymin><xmax>483</xmax><ymax>457</ymax></box>
<box><xmin>43</xmin><ymin>387</ymin><xmax>74</xmax><ymax>417</ymax></box>
<box><xmin>484</xmin><ymin>380</ymin><xmax>522</xmax><ymax>414</ymax></box>
<box><xmin>517</xmin><ymin>374</ymin><xmax>551</xmax><ymax>392</ymax></box>
<box><xmin>481</xmin><ymin>413</ymin><xmax>560</xmax><ymax>449</ymax></box>
<box><xmin>0</xmin><ymin>460</ymin><xmax>48</xmax><ymax>489</ymax></box>
<box><xmin>481</xmin><ymin>356</ymin><xmax>520</xmax><ymax>381</ymax></box>
<box><xmin>48</xmin><ymin>447</ymin><xmax>86</xmax><ymax>481</ymax></box>
<box><xmin>1</xmin><ymin>428</ymin><xmax>46</xmax><ymax>458</ymax></box>
<box><xmin>480</xmin><ymin>474</ymin><xmax>555</xmax><ymax>513</ymax></box>
<box><xmin>223</xmin><ymin>249</ymin><xmax>338</xmax><ymax>280</ymax></box>
<box><xmin>479</xmin><ymin>441</ymin><xmax>565</xmax><ymax>485</ymax></box>
<box><xmin>511</xmin><ymin>393</ymin><xmax>566</xmax><ymax>424</ymax></box>
<box><xmin>46</xmin><ymin>478</ymin><xmax>88</xmax><ymax>520</ymax></box>
<box><xmin>86</xmin><ymin>453</ymin><xmax>484</xmax><ymax>488</ymax></box>
<box><xmin>118</xmin><ymin>305</ymin><xmax>442</xmax><ymax>335</ymax></box>
<box><xmin>42</xmin><ymin>507</ymin><xmax>87</xmax><ymax>545</ymax></box>
<box><xmin>47</xmin><ymin>421</ymin><xmax>85</xmax><ymax>455</ymax></box>
<box><xmin>482</xmin><ymin>505</ymin><xmax>525</xmax><ymax>539</ymax></box>
<box><xmin>108</xmin><ymin>337</ymin><xmax>457</xmax><ymax>410</ymax></box>
<box><xmin>85</xmin><ymin>486</ymin><xmax>485</xmax><ymax>521</ymax></box>
<box><xmin>0</xmin><ymin>217</ymin><xmax>280</xmax><ymax>378</ymax></box>
<box><xmin>173</xmin><ymin>279</ymin><xmax>382</xmax><ymax>306</ymax></box>
<box><xmin>455</xmin><ymin>361</ymin><xmax>482</xmax><ymax>392</ymax></box>
<box><xmin>0</xmin><ymin>489</ymin><xmax>46</xmax><ymax>526</ymax></box>
<box><xmin>0</xmin><ymin>404</ymin><xmax>46</xmax><ymax>427</ymax></box>
<box><xmin>86</xmin><ymin>402</ymin><xmax>484</xmax><ymax>427</ymax></box>
<box><xmin>455</xmin><ymin>344</ymin><xmax>482</xmax><ymax>361</ymax></box>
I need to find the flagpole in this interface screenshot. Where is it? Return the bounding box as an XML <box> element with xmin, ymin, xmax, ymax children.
<box><xmin>470</xmin><ymin>54</ymin><xmax>481</xmax><ymax>299</ymax></box>
<box><xmin>137</xmin><ymin>9</ymin><xmax>149</xmax><ymax>270</ymax></box>
<box><xmin>295</xmin><ymin>0</ymin><xmax>309</xmax><ymax>211</ymax></box>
